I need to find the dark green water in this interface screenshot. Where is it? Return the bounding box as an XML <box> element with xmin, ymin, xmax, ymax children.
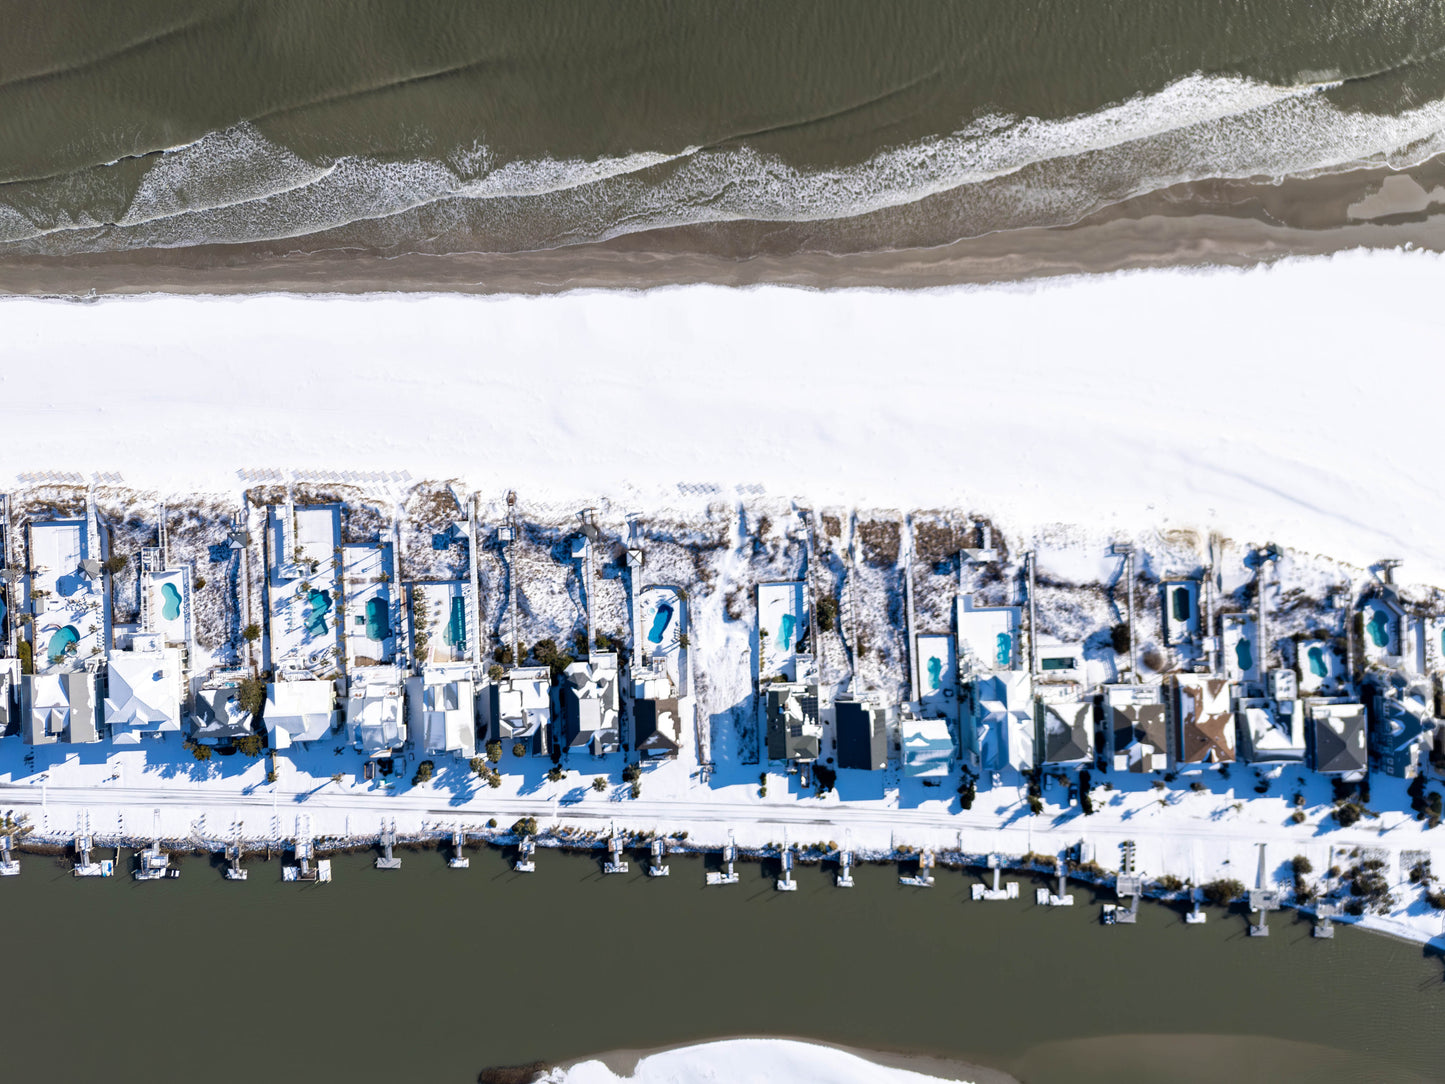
<box><xmin>4</xmin><ymin>1</ymin><xmax>1445</xmax><ymax>255</ymax></box>
<box><xmin>6</xmin><ymin>847</ymin><xmax>1443</xmax><ymax>1083</ymax></box>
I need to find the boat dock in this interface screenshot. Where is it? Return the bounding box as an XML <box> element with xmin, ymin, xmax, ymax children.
<box><xmin>73</xmin><ymin>831</ymin><xmax>113</xmax><ymax>878</ymax></box>
<box><xmin>775</xmin><ymin>845</ymin><xmax>797</xmax><ymax>891</ymax></box>
<box><xmin>448</xmin><ymin>827</ymin><xmax>469</xmax><ymax>869</ymax></box>
<box><xmin>376</xmin><ymin>818</ymin><xmax>401</xmax><ymax>870</ymax></box>
<box><xmin>648</xmin><ymin>837</ymin><xmax>670</xmax><ymax>877</ymax></box>
<box><xmin>515</xmin><ymin>835</ymin><xmax>536</xmax><ymax>873</ymax></box>
<box><xmin>1108</xmin><ymin>840</ymin><xmax>1141</xmax><ymax>924</ymax></box>
<box><xmin>1313</xmin><ymin>900</ymin><xmax>1341</xmax><ymax>938</ymax></box>
<box><xmin>0</xmin><ymin>832</ymin><xmax>18</xmax><ymax>877</ymax></box>
<box><xmin>604</xmin><ymin>826</ymin><xmax>629</xmax><ymax>874</ymax></box>
<box><xmin>900</xmin><ymin>848</ymin><xmax>936</xmax><ymax>888</ymax></box>
<box><xmin>706</xmin><ymin>832</ymin><xmax>739</xmax><ymax>885</ymax></box>
<box><xmin>1036</xmin><ymin>860</ymin><xmax>1073</xmax><ymax>906</ymax></box>
<box><xmin>224</xmin><ymin>840</ymin><xmax>247</xmax><ymax>881</ymax></box>
<box><xmin>972</xmin><ymin>854</ymin><xmax>1017</xmax><ymax>900</ymax></box>
<box><xmin>837</xmin><ymin>848</ymin><xmax>855</xmax><ymax>888</ymax></box>
<box><xmin>134</xmin><ymin>841</ymin><xmax>177</xmax><ymax>881</ymax></box>
<box><xmin>283</xmin><ymin>815</ymin><xmax>331</xmax><ymax>882</ymax></box>
<box><xmin>1249</xmin><ymin>843</ymin><xmax>1281</xmax><ymax>937</ymax></box>
<box><xmin>1185</xmin><ymin>844</ymin><xmax>1207</xmax><ymax>924</ymax></box>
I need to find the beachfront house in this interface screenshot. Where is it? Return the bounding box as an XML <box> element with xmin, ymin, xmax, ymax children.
<box><xmin>189</xmin><ymin>673</ymin><xmax>256</xmax><ymax>746</ymax></box>
<box><xmin>1366</xmin><ymin>674</ymin><xmax>1436</xmax><ymax>779</ymax></box>
<box><xmin>1236</xmin><ymin>668</ymin><xmax>1306</xmax><ymax>764</ymax></box>
<box><xmin>20</xmin><ymin>671</ymin><xmax>99</xmax><ymax>745</ymax></box>
<box><xmin>346</xmin><ymin>667</ymin><xmax>407</xmax><ymax>758</ymax></box>
<box><xmin>833</xmin><ymin>695</ymin><xmax>887</xmax><ymax>771</ymax></box>
<box><xmin>1036</xmin><ymin>688</ymin><xmax>1094</xmax><ymax>769</ymax></box>
<box><xmin>1174</xmin><ymin>674</ymin><xmax>1234</xmax><ymax>766</ymax></box>
<box><xmin>969</xmin><ymin>670</ymin><xmax>1034</xmax><ymax>772</ymax></box>
<box><xmin>485</xmin><ymin>665</ymin><xmax>552</xmax><ymax>757</ymax></box>
<box><xmin>103</xmin><ymin>637</ymin><xmax>184</xmax><ymax>742</ymax></box>
<box><xmin>1360</xmin><ymin>588</ymin><xmax>1407</xmax><ymax>669</ymax></box>
<box><xmin>901</xmin><ymin>709</ymin><xmax>953</xmax><ymax>777</ymax></box>
<box><xmin>265</xmin><ymin>503</ymin><xmax>342</xmax><ymax>677</ymax></box>
<box><xmin>409</xmin><ymin>666</ymin><xmax>477</xmax><ymax>759</ymax></box>
<box><xmin>631</xmin><ymin>664</ymin><xmax>686</xmax><ymax>759</ymax></box>
<box><xmin>766</xmin><ymin>681</ymin><xmax>821</xmax><ymax>763</ymax></box>
<box><xmin>559</xmin><ymin>653</ymin><xmax>621</xmax><ymax>757</ymax></box>
<box><xmin>1306</xmin><ymin>700</ymin><xmax>1368</xmax><ymax>777</ymax></box>
<box><xmin>1104</xmin><ymin>684</ymin><xmax>1168</xmax><ymax>773</ymax></box>
<box><xmin>25</xmin><ymin>518</ymin><xmax>108</xmax><ymax>676</ymax></box>
<box><xmin>263</xmin><ymin>676</ymin><xmax>338</xmax><ymax>749</ymax></box>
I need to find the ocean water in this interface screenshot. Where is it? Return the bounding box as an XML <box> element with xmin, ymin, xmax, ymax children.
<box><xmin>5</xmin><ymin>1</ymin><xmax>1445</xmax><ymax>257</ymax></box>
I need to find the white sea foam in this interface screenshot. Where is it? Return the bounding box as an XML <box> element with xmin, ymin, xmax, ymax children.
<box><xmin>7</xmin><ymin>70</ymin><xmax>1445</xmax><ymax>254</ymax></box>
<box><xmin>545</xmin><ymin>1039</ymin><xmax>977</xmax><ymax>1084</ymax></box>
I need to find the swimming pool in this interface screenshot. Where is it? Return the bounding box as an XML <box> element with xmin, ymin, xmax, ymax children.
<box><xmin>305</xmin><ymin>589</ymin><xmax>330</xmax><ymax>637</ymax></box>
<box><xmin>1235</xmin><ymin>637</ymin><xmax>1253</xmax><ymax>673</ymax></box>
<box><xmin>995</xmin><ymin>632</ymin><xmax>1011</xmax><ymax>668</ymax></box>
<box><xmin>1308</xmin><ymin>645</ymin><xmax>1328</xmax><ymax>679</ymax></box>
<box><xmin>927</xmin><ymin>655</ymin><xmax>943</xmax><ymax>690</ymax></box>
<box><xmin>648</xmin><ymin>601</ymin><xmax>674</xmax><ymax>645</ymax></box>
<box><xmin>47</xmin><ymin>624</ymin><xmax>79</xmax><ymax>662</ymax></box>
<box><xmin>1366</xmin><ymin>606</ymin><xmax>1391</xmax><ymax>649</ymax></box>
<box><xmin>161</xmin><ymin>582</ymin><xmax>182</xmax><ymax>622</ymax></box>
<box><xmin>777</xmin><ymin>613</ymin><xmax>795</xmax><ymax>651</ymax></box>
<box><xmin>444</xmin><ymin>596</ymin><xmax>466</xmax><ymax>649</ymax></box>
<box><xmin>1171</xmin><ymin>586</ymin><xmax>1190</xmax><ymax>623</ymax></box>
<box><xmin>366</xmin><ymin>597</ymin><xmax>391</xmax><ymax>641</ymax></box>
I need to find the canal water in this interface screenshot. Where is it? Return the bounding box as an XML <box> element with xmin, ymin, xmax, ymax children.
<box><xmin>5</xmin><ymin>846</ymin><xmax>1442</xmax><ymax>1083</ymax></box>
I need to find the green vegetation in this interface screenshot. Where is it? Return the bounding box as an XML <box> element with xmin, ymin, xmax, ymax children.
<box><xmin>411</xmin><ymin>760</ymin><xmax>434</xmax><ymax>786</ymax></box>
<box><xmin>511</xmin><ymin>817</ymin><xmax>538</xmax><ymax>836</ymax></box>
<box><xmin>242</xmin><ymin>623</ymin><xmax>261</xmax><ymax>643</ymax></box>
<box><xmin>1155</xmin><ymin>873</ymin><xmax>1185</xmax><ymax>892</ymax></box>
<box><xmin>184</xmin><ymin>740</ymin><xmax>212</xmax><ymax>762</ymax></box>
<box><xmin>469</xmin><ymin>757</ymin><xmax>501</xmax><ymax>788</ymax></box>
<box><xmin>816</xmin><ymin>595</ymin><xmax>838</xmax><ymax>633</ymax></box>
<box><xmin>17</xmin><ymin>639</ymin><xmax>33</xmax><ymax>675</ymax></box>
<box><xmin>546</xmin><ymin>765</ymin><xmax>565</xmax><ymax>783</ymax></box>
<box><xmin>487</xmin><ymin>664</ymin><xmax>505</xmax><ymax>682</ymax></box>
<box><xmin>629</xmin><ymin>781</ymin><xmax>642</xmax><ymax>799</ymax></box>
<box><xmin>237</xmin><ymin>675</ymin><xmax>267</xmax><ymax>718</ymax></box>
<box><xmin>591</xmin><ymin>776</ymin><xmax>608</xmax><ymax>792</ymax></box>
<box><xmin>1201</xmin><ymin>878</ymin><xmax>1246</xmax><ymax>906</ymax></box>
<box><xmin>101</xmin><ymin>553</ymin><xmax>128</xmax><ymax>574</ymax></box>
<box><xmin>622</xmin><ymin>763</ymin><xmax>641</xmax><ymax>784</ymax></box>
<box><xmin>1110</xmin><ymin>623</ymin><xmax>1130</xmax><ymax>654</ymax></box>
<box><xmin>234</xmin><ymin>734</ymin><xmax>263</xmax><ymax>757</ymax></box>
<box><xmin>485</xmin><ymin>740</ymin><xmax>503</xmax><ymax>763</ymax></box>
<box><xmin>493</xmin><ymin>644</ymin><xmax>514</xmax><ymax>665</ymax></box>
<box><xmin>511</xmin><ymin>742</ymin><xmax>528</xmax><ymax>759</ymax></box>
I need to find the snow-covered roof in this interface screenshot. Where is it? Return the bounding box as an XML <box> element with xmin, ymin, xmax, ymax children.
<box><xmin>765</xmin><ymin>682</ymin><xmax>820</xmax><ymax>762</ymax></box>
<box><xmin>1308</xmin><ymin>701</ymin><xmax>1368</xmax><ymax>774</ymax></box>
<box><xmin>956</xmin><ymin>598</ymin><xmax>1021</xmax><ymax>674</ymax></box>
<box><xmin>104</xmin><ymin>647</ymin><xmax>183</xmax><ymax>741</ymax></box>
<box><xmin>1105</xmin><ymin>684</ymin><xmax>1168</xmax><ymax>773</ymax></box>
<box><xmin>410</xmin><ymin>669</ymin><xmax>476</xmax><ymax>757</ymax></box>
<box><xmin>1040</xmin><ymin>699</ymin><xmax>1093</xmax><ymax>766</ymax></box>
<box><xmin>902</xmin><ymin>714</ymin><xmax>953</xmax><ymax>777</ymax></box>
<box><xmin>346</xmin><ymin>672</ymin><xmax>406</xmax><ymax>756</ymax></box>
<box><xmin>971</xmin><ymin>670</ymin><xmax>1033</xmax><ymax>772</ymax></box>
<box><xmin>22</xmin><ymin>671</ymin><xmax>99</xmax><ymax>745</ymax></box>
<box><xmin>191</xmin><ymin>684</ymin><xmax>254</xmax><ymax>742</ymax></box>
<box><xmin>561</xmin><ymin>655</ymin><xmax>620</xmax><ymax>752</ymax></box>
<box><xmin>265</xmin><ymin>678</ymin><xmax>336</xmax><ymax>747</ymax></box>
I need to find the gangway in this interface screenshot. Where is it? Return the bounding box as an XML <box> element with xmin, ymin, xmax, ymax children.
<box><xmin>284</xmin><ymin>815</ymin><xmax>331</xmax><ymax>882</ymax></box>
<box><xmin>1185</xmin><ymin>845</ymin><xmax>1207</xmax><ymax>924</ymax></box>
<box><xmin>706</xmin><ymin>831</ymin><xmax>739</xmax><ymax>886</ymax></box>
<box><xmin>972</xmin><ymin>854</ymin><xmax>1018</xmax><ymax>900</ymax></box>
<box><xmin>648</xmin><ymin>837</ymin><xmax>670</xmax><ymax>877</ymax></box>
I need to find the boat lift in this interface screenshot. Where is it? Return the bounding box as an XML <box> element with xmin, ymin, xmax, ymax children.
<box><xmin>706</xmin><ymin>831</ymin><xmax>739</xmax><ymax>886</ymax></box>
<box><xmin>283</xmin><ymin>815</ymin><xmax>331</xmax><ymax>882</ymax></box>
<box><xmin>972</xmin><ymin>854</ymin><xmax>1018</xmax><ymax>900</ymax></box>
<box><xmin>376</xmin><ymin>818</ymin><xmax>401</xmax><ymax>870</ymax></box>
<box><xmin>1036</xmin><ymin>858</ymin><xmax>1073</xmax><ymax>906</ymax></box>
<box><xmin>900</xmin><ymin>848</ymin><xmax>936</xmax><ymax>888</ymax></box>
<box><xmin>515</xmin><ymin>835</ymin><xmax>537</xmax><ymax>873</ymax></box>
<box><xmin>604</xmin><ymin>826</ymin><xmax>629</xmax><ymax>875</ymax></box>
<box><xmin>448</xmin><ymin>827</ymin><xmax>469</xmax><ymax>869</ymax></box>
<box><xmin>648</xmin><ymin>837</ymin><xmax>670</xmax><ymax>877</ymax></box>
<box><xmin>134</xmin><ymin>842</ymin><xmax>177</xmax><ymax>881</ymax></box>
<box><xmin>74</xmin><ymin>812</ymin><xmax>113</xmax><ymax>877</ymax></box>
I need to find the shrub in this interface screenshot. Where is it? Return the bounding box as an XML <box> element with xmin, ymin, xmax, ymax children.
<box><xmin>101</xmin><ymin>553</ymin><xmax>128</xmax><ymax>574</ymax></box>
<box><xmin>1426</xmin><ymin>889</ymin><xmax>1445</xmax><ymax>910</ymax></box>
<box><xmin>629</xmin><ymin>781</ymin><xmax>642</xmax><ymax>799</ymax></box>
<box><xmin>242</xmin><ymin>623</ymin><xmax>261</xmax><ymax>643</ymax></box>
<box><xmin>511</xmin><ymin>817</ymin><xmax>537</xmax><ymax>836</ymax></box>
<box><xmin>234</xmin><ymin>734</ymin><xmax>264</xmax><ymax>757</ymax></box>
<box><xmin>1028</xmin><ymin>795</ymin><xmax>1044</xmax><ymax>815</ymax></box>
<box><xmin>1189</xmin><ymin>781</ymin><xmax>1206</xmax><ymax>793</ymax></box>
<box><xmin>1110</xmin><ymin>623</ymin><xmax>1130</xmax><ymax>654</ymax></box>
<box><xmin>546</xmin><ymin>766</ymin><xmax>565</xmax><ymax>783</ymax></box>
<box><xmin>411</xmin><ymin>760</ymin><xmax>435</xmax><ymax>786</ymax></box>
<box><xmin>1292</xmin><ymin>855</ymin><xmax>1313</xmax><ymax>877</ymax></box>
<box><xmin>816</xmin><ymin>596</ymin><xmax>838</xmax><ymax>633</ymax></box>
<box><xmin>1291</xmin><ymin>810</ymin><xmax>1307</xmax><ymax>824</ymax></box>
<box><xmin>469</xmin><ymin>757</ymin><xmax>485</xmax><ymax>774</ymax></box>
<box><xmin>959</xmin><ymin>781</ymin><xmax>976</xmax><ymax>810</ymax></box>
<box><xmin>265</xmin><ymin>769</ymin><xmax>278</xmax><ymax>784</ymax></box>
<box><xmin>592</xmin><ymin>777</ymin><xmax>608</xmax><ymax>792</ymax></box>
<box><xmin>488</xmin><ymin>818</ymin><xmax>498</xmax><ymax>828</ymax></box>
<box><xmin>511</xmin><ymin>742</ymin><xmax>527</xmax><ymax>758</ymax></box>
<box><xmin>493</xmin><ymin>645</ymin><xmax>513</xmax><ymax>665</ymax></box>
<box><xmin>622</xmin><ymin>764</ymin><xmax>641</xmax><ymax>784</ymax></box>
<box><xmin>1335</xmin><ymin>802</ymin><xmax>1363</xmax><ymax>828</ymax></box>
<box><xmin>1155</xmin><ymin>873</ymin><xmax>1185</xmax><ymax>892</ymax></box>
<box><xmin>184</xmin><ymin>740</ymin><xmax>212</xmax><ymax>762</ymax></box>
<box><xmin>1201</xmin><ymin>878</ymin><xmax>1246</xmax><ymax>906</ymax></box>
<box><xmin>486</xmin><ymin>740</ymin><xmax>503</xmax><ymax>763</ymax></box>
<box><xmin>17</xmin><ymin>640</ymin><xmax>33</xmax><ymax>675</ymax></box>
<box><xmin>487</xmin><ymin>664</ymin><xmax>504</xmax><ymax>682</ymax></box>
<box><xmin>238</xmin><ymin>675</ymin><xmax>267</xmax><ymax>718</ymax></box>
<box><xmin>194</xmin><ymin>576</ymin><xmax>207</xmax><ymax>590</ymax></box>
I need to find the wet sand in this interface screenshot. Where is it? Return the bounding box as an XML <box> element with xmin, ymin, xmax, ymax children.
<box><xmin>4</xmin><ymin>156</ymin><xmax>1445</xmax><ymax>296</ymax></box>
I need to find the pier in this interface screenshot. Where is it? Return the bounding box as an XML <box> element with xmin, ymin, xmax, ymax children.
<box><xmin>836</xmin><ymin>848</ymin><xmax>855</xmax><ymax>888</ymax></box>
<box><xmin>448</xmin><ymin>827</ymin><xmax>469</xmax><ymax>869</ymax></box>
<box><xmin>971</xmin><ymin>854</ymin><xmax>1018</xmax><ymax>900</ymax></box>
<box><xmin>706</xmin><ymin>832</ymin><xmax>739</xmax><ymax>885</ymax></box>
<box><xmin>1248</xmin><ymin>843</ymin><xmax>1282</xmax><ymax>937</ymax></box>
<box><xmin>514</xmin><ymin>835</ymin><xmax>536</xmax><ymax>873</ymax></box>
<box><xmin>775</xmin><ymin>845</ymin><xmax>797</xmax><ymax>891</ymax></box>
<box><xmin>0</xmin><ymin>832</ymin><xmax>18</xmax><ymax>877</ymax></box>
<box><xmin>376</xmin><ymin>818</ymin><xmax>401</xmax><ymax>870</ymax></box>
<box><xmin>648</xmin><ymin>837</ymin><xmax>670</xmax><ymax>877</ymax></box>
<box><xmin>224</xmin><ymin>841</ymin><xmax>247</xmax><ymax>881</ymax></box>
<box><xmin>283</xmin><ymin>816</ymin><xmax>331</xmax><ymax>882</ymax></box>
<box><xmin>1312</xmin><ymin>900</ymin><xmax>1341</xmax><ymax>939</ymax></box>
<box><xmin>1035</xmin><ymin>858</ymin><xmax>1073</xmax><ymax>906</ymax></box>
<box><xmin>134</xmin><ymin>841</ymin><xmax>176</xmax><ymax>881</ymax></box>
<box><xmin>73</xmin><ymin>828</ymin><xmax>113</xmax><ymax>878</ymax></box>
<box><xmin>900</xmin><ymin>848</ymin><xmax>936</xmax><ymax>888</ymax></box>
<box><xmin>1108</xmin><ymin>840</ymin><xmax>1141</xmax><ymax>924</ymax></box>
<box><xmin>604</xmin><ymin>827</ymin><xmax>629</xmax><ymax>875</ymax></box>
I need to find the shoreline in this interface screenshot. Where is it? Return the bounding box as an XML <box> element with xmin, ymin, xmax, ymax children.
<box><xmin>4</xmin><ymin>156</ymin><xmax>1445</xmax><ymax>297</ymax></box>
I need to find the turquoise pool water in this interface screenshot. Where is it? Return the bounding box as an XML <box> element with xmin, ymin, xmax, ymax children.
<box><xmin>1367</xmin><ymin>607</ymin><xmax>1391</xmax><ymax>649</ymax></box>
<box><xmin>1236</xmin><ymin>637</ymin><xmax>1253</xmax><ymax>672</ymax></box>
<box><xmin>160</xmin><ymin>582</ymin><xmax>182</xmax><ymax>622</ymax></box>
<box><xmin>445</xmin><ymin>596</ymin><xmax>466</xmax><ymax>649</ymax></box>
<box><xmin>366</xmin><ymin>597</ymin><xmax>391</xmax><ymax>641</ymax></box>
<box><xmin>1308</xmin><ymin>645</ymin><xmax>1328</xmax><ymax>678</ymax></box>
<box><xmin>47</xmin><ymin>624</ymin><xmax>79</xmax><ymax>662</ymax></box>
<box><xmin>648</xmin><ymin>602</ymin><xmax>674</xmax><ymax>645</ymax></box>
<box><xmin>927</xmin><ymin>655</ymin><xmax>943</xmax><ymax>690</ymax></box>
<box><xmin>995</xmin><ymin>632</ymin><xmax>1011</xmax><ymax>668</ymax></box>
<box><xmin>778</xmin><ymin>613</ymin><xmax>795</xmax><ymax>650</ymax></box>
<box><xmin>305</xmin><ymin>589</ymin><xmax>330</xmax><ymax>637</ymax></box>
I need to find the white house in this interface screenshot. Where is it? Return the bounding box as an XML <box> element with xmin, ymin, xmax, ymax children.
<box><xmin>104</xmin><ymin>641</ymin><xmax>184</xmax><ymax>742</ymax></box>
<box><xmin>264</xmin><ymin>677</ymin><xmax>337</xmax><ymax>748</ymax></box>
<box><xmin>409</xmin><ymin>667</ymin><xmax>477</xmax><ymax>758</ymax></box>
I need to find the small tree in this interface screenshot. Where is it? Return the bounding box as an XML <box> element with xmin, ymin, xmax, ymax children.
<box><xmin>101</xmin><ymin>553</ymin><xmax>128</xmax><ymax>575</ymax></box>
<box><xmin>234</xmin><ymin>734</ymin><xmax>264</xmax><ymax>757</ymax></box>
<box><xmin>238</xmin><ymin>675</ymin><xmax>267</xmax><ymax>718</ymax></box>
<box><xmin>485</xmin><ymin>740</ymin><xmax>503</xmax><ymax>763</ymax></box>
<box><xmin>511</xmin><ymin>742</ymin><xmax>527</xmax><ymax>758</ymax></box>
<box><xmin>511</xmin><ymin>817</ymin><xmax>537</xmax><ymax>836</ymax></box>
<box><xmin>1291</xmin><ymin>855</ymin><xmax>1313</xmax><ymax>878</ymax></box>
<box><xmin>242</xmin><ymin>623</ymin><xmax>261</xmax><ymax>643</ymax></box>
<box><xmin>184</xmin><ymin>740</ymin><xmax>212</xmax><ymax>762</ymax></box>
<box><xmin>816</xmin><ymin>596</ymin><xmax>838</xmax><ymax>633</ymax></box>
<box><xmin>591</xmin><ymin>776</ymin><xmax>607</xmax><ymax>792</ymax></box>
<box><xmin>546</xmin><ymin>765</ymin><xmax>565</xmax><ymax>783</ymax></box>
<box><xmin>411</xmin><ymin>760</ymin><xmax>434</xmax><ymax>786</ymax></box>
<box><xmin>488</xmin><ymin>664</ymin><xmax>505</xmax><ymax>682</ymax></box>
<box><xmin>1201</xmin><ymin>878</ymin><xmax>1246</xmax><ymax>906</ymax></box>
<box><xmin>629</xmin><ymin>781</ymin><xmax>642</xmax><ymax>799</ymax></box>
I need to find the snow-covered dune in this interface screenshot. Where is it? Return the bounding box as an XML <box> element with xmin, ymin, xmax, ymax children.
<box><xmin>3</xmin><ymin>247</ymin><xmax>1443</xmax><ymax>575</ymax></box>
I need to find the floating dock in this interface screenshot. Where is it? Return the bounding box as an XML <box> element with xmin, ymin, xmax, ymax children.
<box><xmin>648</xmin><ymin>837</ymin><xmax>670</xmax><ymax>877</ymax></box>
<box><xmin>224</xmin><ymin>840</ymin><xmax>247</xmax><ymax>881</ymax></box>
<box><xmin>1035</xmin><ymin>863</ymin><xmax>1073</xmax><ymax>906</ymax></box>
<box><xmin>1313</xmin><ymin>900</ymin><xmax>1340</xmax><ymax>939</ymax></box>
<box><xmin>901</xmin><ymin>848</ymin><xmax>936</xmax><ymax>888</ymax></box>
<box><xmin>775</xmin><ymin>847</ymin><xmax>797</xmax><ymax>891</ymax></box>
<box><xmin>515</xmin><ymin>836</ymin><xmax>536</xmax><ymax>873</ymax></box>
<box><xmin>133</xmin><ymin>841</ymin><xmax>177</xmax><ymax>881</ymax></box>
<box><xmin>604</xmin><ymin>829</ymin><xmax>629</xmax><ymax>875</ymax></box>
<box><xmin>284</xmin><ymin>816</ymin><xmax>331</xmax><ymax>882</ymax></box>
<box><xmin>448</xmin><ymin>828</ymin><xmax>469</xmax><ymax>869</ymax></box>
<box><xmin>972</xmin><ymin>854</ymin><xmax>1018</xmax><ymax>900</ymax></box>
<box><xmin>1248</xmin><ymin>843</ymin><xmax>1281</xmax><ymax>937</ymax></box>
<box><xmin>376</xmin><ymin>819</ymin><xmax>401</xmax><ymax>870</ymax></box>
<box><xmin>837</xmin><ymin>849</ymin><xmax>855</xmax><ymax>888</ymax></box>
<box><xmin>1184</xmin><ymin>845</ymin><xmax>1207</xmax><ymax>923</ymax></box>
<box><xmin>706</xmin><ymin>832</ymin><xmax>739</xmax><ymax>886</ymax></box>
<box><xmin>0</xmin><ymin>833</ymin><xmax>19</xmax><ymax>877</ymax></box>
<box><xmin>1108</xmin><ymin>840</ymin><xmax>1140</xmax><ymax>924</ymax></box>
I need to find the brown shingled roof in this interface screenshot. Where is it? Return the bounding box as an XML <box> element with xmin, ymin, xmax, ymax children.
<box><xmin>1177</xmin><ymin>676</ymin><xmax>1234</xmax><ymax>764</ymax></box>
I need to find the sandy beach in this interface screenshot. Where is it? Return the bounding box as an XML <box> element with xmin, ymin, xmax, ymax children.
<box><xmin>3</xmin><ymin>155</ymin><xmax>1445</xmax><ymax>297</ymax></box>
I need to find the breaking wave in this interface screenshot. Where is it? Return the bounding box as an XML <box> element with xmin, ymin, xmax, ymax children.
<box><xmin>7</xmin><ymin>70</ymin><xmax>1445</xmax><ymax>255</ymax></box>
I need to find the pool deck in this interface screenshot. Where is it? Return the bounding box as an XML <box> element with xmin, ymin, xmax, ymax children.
<box><xmin>757</xmin><ymin>581</ymin><xmax>806</xmax><ymax>680</ymax></box>
<box><xmin>342</xmin><ymin>543</ymin><xmax>399</xmax><ymax>669</ymax></box>
<box><xmin>266</xmin><ymin>505</ymin><xmax>342</xmax><ymax>674</ymax></box>
<box><xmin>26</xmin><ymin>519</ymin><xmax>106</xmax><ymax>674</ymax></box>
<box><xmin>411</xmin><ymin>581</ymin><xmax>474</xmax><ymax>665</ymax></box>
